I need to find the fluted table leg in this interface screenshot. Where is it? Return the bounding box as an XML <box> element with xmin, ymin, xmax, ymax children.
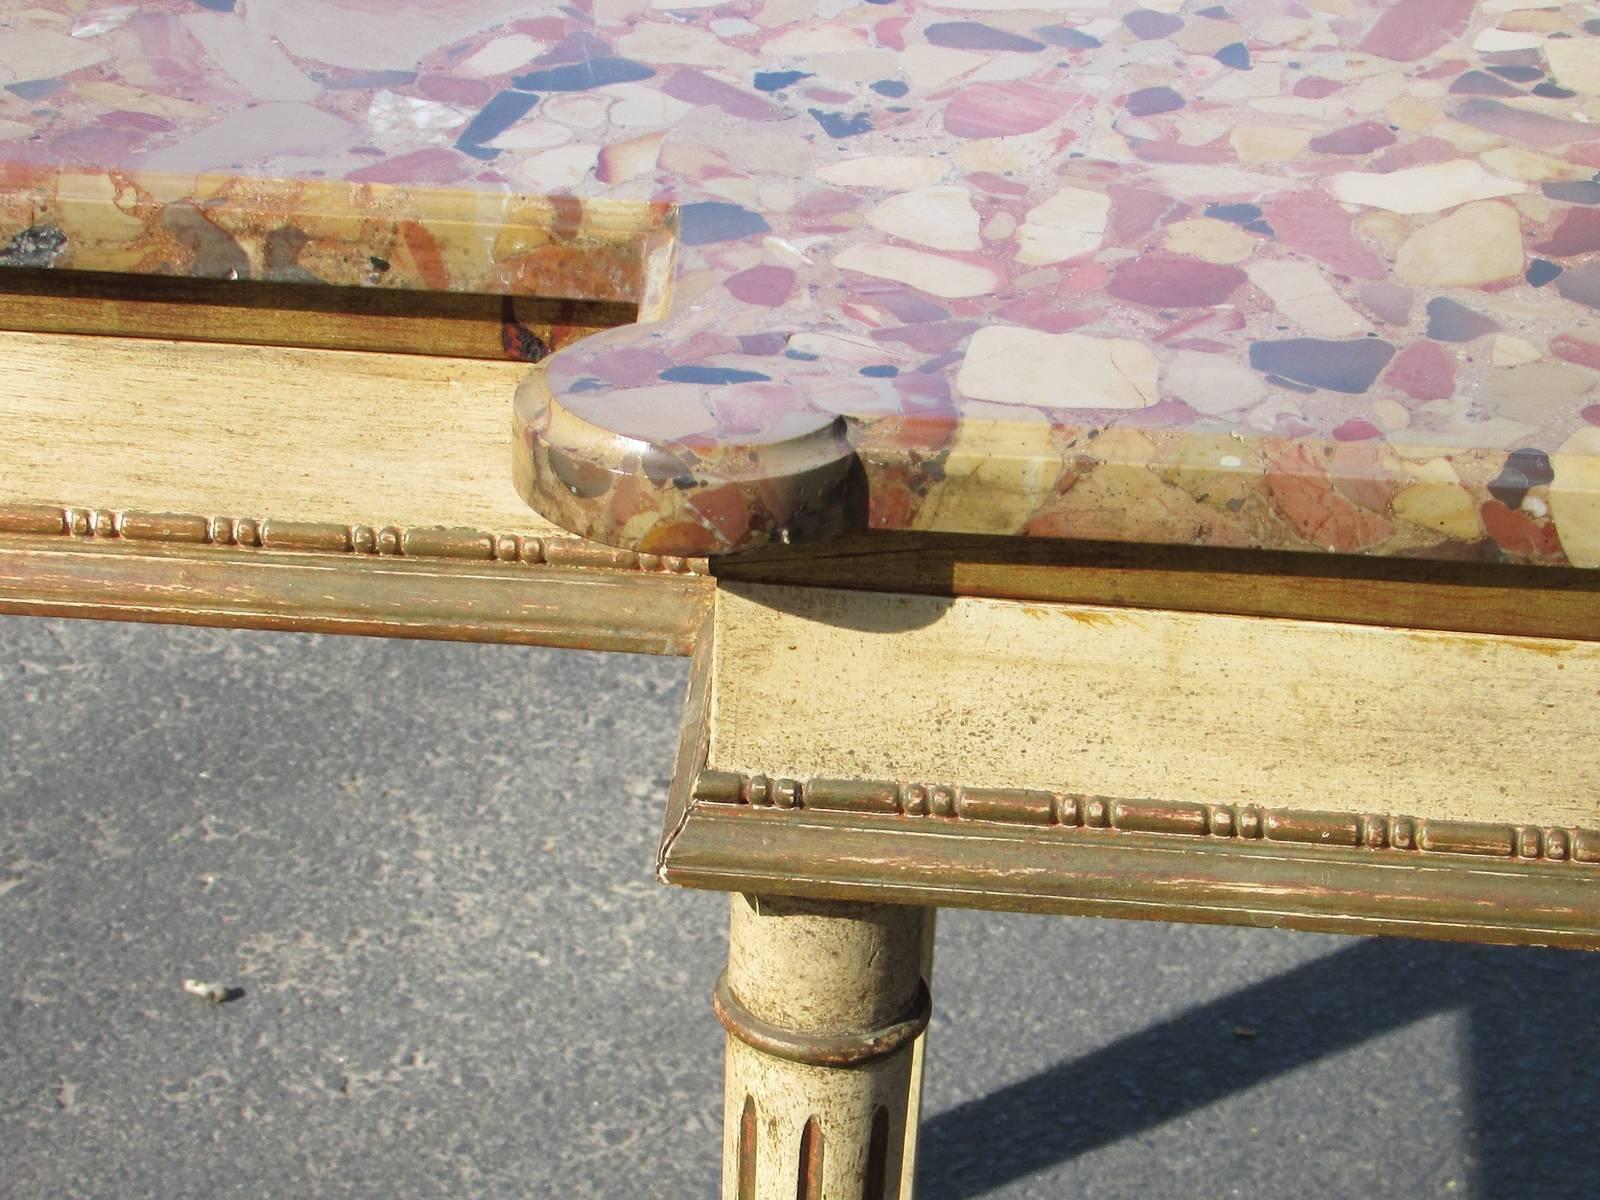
<box><xmin>716</xmin><ymin>893</ymin><xmax>934</xmax><ymax>1200</ymax></box>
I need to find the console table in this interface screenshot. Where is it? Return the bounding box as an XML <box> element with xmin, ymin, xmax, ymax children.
<box><xmin>0</xmin><ymin>1</ymin><xmax>1597</xmax><ymax>1197</ymax></box>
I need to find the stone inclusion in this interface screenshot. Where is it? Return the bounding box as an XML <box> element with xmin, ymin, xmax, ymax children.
<box><xmin>1</xmin><ymin>0</ymin><xmax>1600</xmax><ymax>561</ymax></box>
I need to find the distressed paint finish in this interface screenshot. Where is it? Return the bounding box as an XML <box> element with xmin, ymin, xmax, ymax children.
<box><xmin>660</xmin><ymin>582</ymin><xmax>1600</xmax><ymax>949</ymax></box>
<box><xmin>4</xmin><ymin>3</ymin><xmax>1600</xmax><ymax>560</ymax></box>
<box><xmin>719</xmin><ymin>893</ymin><xmax>930</xmax><ymax>1200</ymax></box>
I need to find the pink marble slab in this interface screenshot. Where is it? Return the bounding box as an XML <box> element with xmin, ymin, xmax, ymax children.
<box><xmin>3</xmin><ymin>0</ymin><xmax>1600</xmax><ymax>564</ymax></box>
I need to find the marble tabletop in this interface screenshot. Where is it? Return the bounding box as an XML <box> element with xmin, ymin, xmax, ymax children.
<box><xmin>2</xmin><ymin>0</ymin><xmax>1600</xmax><ymax>564</ymax></box>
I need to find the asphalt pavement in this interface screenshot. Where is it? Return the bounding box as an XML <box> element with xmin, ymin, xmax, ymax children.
<box><xmin>2</xmin><ymin>616</ymin><xmax>1596</xmax><ymax>1199</ymax></box>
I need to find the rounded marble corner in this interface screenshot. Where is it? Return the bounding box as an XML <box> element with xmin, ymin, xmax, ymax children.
<box><xmin>511</xmin><ymin>350</ymin><xmax>859</xmax><ymax>558</ymax></box>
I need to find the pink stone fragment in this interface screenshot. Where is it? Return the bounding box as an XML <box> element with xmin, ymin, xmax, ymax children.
<box><xmin>1108</xmin><ymin>255</ymin><xmax>1246</xmax><ymax>307</ymax></box>
<box><xmin>1262</xmin><ymin>189</ymin><xmax>1386</xmax><ymax>280</ymax></box>
<box><xmin>875</xmin><ymin>17</ymin><xmax>911</xmax><ymax>50</ymax></box>
<box><xmin>1133</xmin><ymin>140</ymin><xmax>1234</xmax><ymax>164</ymax></box>
<box><xmin>1383</xmin><ymin>340</ymin><xmax>1455</xmax><ymax>402</ymax></box>
<box><xmin>1309</xmin><ymin>122</ymin><xmax>1396</xmax><ymax>155</ymax></box>
<box><xmin>1453</xmin><ymin>99</ymin><xmax>1592</xmax><ymax>148</ymax></box>
<box><xmin>1551</xmin><ymin>332</ymin><xmax>1600</xmax><ymax>371</ymax></box>
<box><xmin>1295</xmin><ymin>77</ymin><xmax>1341</xmax><ymax>99</ymax></box>
<box><xmin>1107</xmin><ymin>184</ymin><xmax>1183</xmax><ymax>245</ymax></box>
<box><xmin>1333</xmin><ymin>419</ymin><xmax>1382</xmax><ymax>441</ymax></box>
<box><xmin>348</xmin><ymin>147</ymin><xmax>471</xmax><ymax>184</ymax></box>
<box><xmin>1358</xmin><ymin>0</ymin><xmax>1474</xmax><ymax>62</ymax></box>
<box><xmin>416</xmin><ymin>75</ymin><xmax>493</xmax><ymax>105</ymax></box>
<box><xmin>663</xmin><ymin>69</ymin><xmax>784</xmax><ymax>120</ymax></box>
<box><xmin>1370</xmin><ymin>136</ymin><xmax>1458</xmax><ymax>172</ymax></box>
<box><xmin>1358</xmin><ymin>282</ymin><xmax>1414</xmax><ymax>325</ymax></box>
<box><xmin>724</xmin><ymin>265</ymin><xmax>796</xmax><ymax>306</ymax></box>
<box><xmin>943</xmin><ymin>82</ymin><xmax>1076</xmax><ymax>138</ymax></box>
<box><xmin>1534</xmin><ymin>209</ymin><xmax>1600</xmax><ymax>258</ymax></box>
<box><xmin>592</xmin><ymin>346</ymin><xmax>674</xmax><ymax>387</ymax></box>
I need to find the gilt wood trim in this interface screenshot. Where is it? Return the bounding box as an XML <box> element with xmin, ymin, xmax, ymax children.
<box><xmin>0</xmin><ymin>531</ymin><xmax>711</xmax><ymax>655</ymax></box>
<box><xmin>659</xmin><ymin>800</ymin><xmax>1600</xmax><ymax>950</ymax></box>
<box><xmin>690</xmin><ymin>769</ymin><xmax>1600</xmax><ymax>867</ymax></box>
<box><xmin>0</xmin><ymin>502</ymin><xmax>705</xmax><ymax>575</ymax></box>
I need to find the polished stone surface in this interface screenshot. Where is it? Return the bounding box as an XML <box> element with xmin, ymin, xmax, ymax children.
<box><xmin>4</xmin><ymin>2</ymin><xmax>1600</xmax><ymax>560</ymax></box>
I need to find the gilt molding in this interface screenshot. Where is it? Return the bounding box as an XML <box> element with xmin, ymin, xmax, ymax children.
<box><xmin>0</xmin><ymin>502</ymin><xmax>706</xmax><ymax>575</ymax></box>
<box><xmin>692</xmin><ymin>770</ymin><xmax>1600</xmax><ymax>866</ymax></box>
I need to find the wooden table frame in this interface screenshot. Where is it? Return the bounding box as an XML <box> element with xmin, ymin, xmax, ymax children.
<box><xmin>3</xmin><ymin>327</ymin><xmax>1597</xmax><ymax>1199</ymax></box>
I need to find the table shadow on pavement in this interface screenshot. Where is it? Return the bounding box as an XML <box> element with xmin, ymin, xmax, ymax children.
<box><xmin>918</xmin><ymin>937</ymin><xmax>1600</xmax><ymax>1200</ymax></box>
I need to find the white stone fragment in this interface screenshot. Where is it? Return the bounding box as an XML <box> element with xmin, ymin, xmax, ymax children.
<box><xmin>956</xmin><ymin>326</ymin><xmax>1159</xmax><ymax>410</ymax></box>
<box><xmin>1245</xmin><ymin>260</ymin><xmax>1368</xmax><ymax>338</ymax></box>
<box><xmin>816</xmin><ymin>156</ymin><xmax>949</xmax><ymax>189</ymax></box>
<box><xmin>1546</xmin><ymin>38</ymin><xmax>1600</xmax><ymax>96</ymax></box>
<box><xmin>1473</xmin><ymin>28</ymin><xmax>1546</xmax><ymax>51</ymax></box>
<box><xmin>1015</xmin><ymin>186</ymin><xmax>1111</xmax><ymax>266</ymax></box>
<box><xmin>834</xmin><ymin>244</ymin><xmax>1000</xmax><ymax>298</ymax></box>
<box><xmin>1162</xmin><ymin>350</ymin><xmax>1266</xmax><ymax>416</ymax></box>
<box><xmin>866</xmin><ymin>186</ymin><xmax>982</xmax><ymax>252</ymax></box>
<box><xmin>512</xmin><ymin>144</ymin><xmax>599</xmax><ymax>191</ymax></box>
<box><xmin>458</xmin><ymin>34</ymin><xmax>545</xmax><ymax>77</ymax></box>
<box><xmin>1332</xmin><ymin>159</ymin><xmax>1525</xmax><ymax>214</ymax></box>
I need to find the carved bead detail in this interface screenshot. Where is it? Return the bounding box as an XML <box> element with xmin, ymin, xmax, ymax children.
<box><xmin>691</xmin><ymin>769</ymin><xmax>1599</xmax><ymax>867</ymax></box>
<box><xmin>0</xmin><ymin>502</ymin><xmax>706</xmax><ymax>573</ymax></box>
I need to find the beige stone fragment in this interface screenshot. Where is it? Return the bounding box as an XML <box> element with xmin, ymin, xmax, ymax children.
<box><xmin>1245</xmin><ymin>260</ymin><xmax>1367</xmax><ymax>337</ymax></box>
<box><xmin>894</xmin><ymin>44</ymin><xmax>985</xmax><ymax>89</ymax></box>
<box><xmin>814</xmin><ymin>155</ymin><xmax>947</xmax><ymax>190</ymax></box>
<box><xmin>1483</xmin><ymin>362</ymin><xmax>1595</xmax><ymax>423</ymax></box>
<box><xmin>1333</xmin><ymin>160</ymin><xmax>1524</xmax><ymax>214</ymax></box>
<box><xmin>755</xmin><ymin>0</ymin><xmax>812</xmax><ymax>26</ymax></box>
<box><xmin>1162</xmin><ymin>218</ymin><xmax>1256</xmax><ymax>264</ymax></box>
<box><xmin>1473</xmin><ymin>27</ymin><xmax>1545</xmax><ymax>51</ymax></box>
<box><xmin>1551</xmin><ymin>427</ymin><xmax>1600</xmax><ymax>568</ymax></box>
<box><xmin>767</xmin><ymin>25</ymin><xmax>869</xmax><ymax>54</ymax></box>
<box><xmin>1386</xmin><ymin>96</ymin><xmax>1445</xmax><ymax>133</ymax></box>
<box><xmin>617</xmin><ymin>24</ymin><xmax>755</xmax><ymax>71</ymax></box>
<box><xmin>54</xmin><ymin>171</ymin><xmax>144</xmax><ymax>239</ymax></box>
<box><xmin>1161</xmin><ymin>350</ymin><xmax>1265</xmax><ymax>415</ymax></box>
<box><xmin>1547</xmin><ymin>38</ymin><xmax>1600</xmax><ymax>95</ymax></box>
<box><xmin>1370</xmin><ymin>397</ymin><xmax>1410</xmax><ymax>432</ymax></box>
<box><xmin>1201</xmin><ymin>64</ymin><xmax>1284</xmax><ymax>101</ymax></box>
<box><xmin>983</xmin><ymin>211</ymin><xmax>1017</xmax><ymax>241</ymax></box>
<box><xmin>1358</xmin><ymin>211</ymin><xmax>1413</xmax><ymax>255</ymax></box>
<box><xmin>1395</xmin><ymin>202</ymin><xmax>1524</xmax><ymax>287</ymax></box>
<box><xmin>1436</xmin><ymin>120</ymin><xmax>1509</xmax><ymax>155</ymax></box>
<box><xmin>833</xmin><ymin>243</ymin><xmax>1000</xmax><ymax>299</ymax></box>
<box><xmin>0</xmin><ymin>29</ymin><xmax>110</xmax><ymax>81</ymax></box>
<box><xmin>1016</xmin><ymin>186</ymin><xmax>1110</xmax><ymax>265</ymax></box>
<box><xmin>956</xmin><ymin>326</ymin><xmax>1158</xmax><ymax>410</ymax></box>
<box><xmin>1393</xmin><ymin>480</ymin><xmax>1484</xmax><ymax>540</ymax></box>
<box><xmin>1172</xmin><ymin>18</ymin><xmax>1246</xmax><ymax>54</ymax></box>
<box><xmin>1499</xmin><ymin>10</ymin><xmax>1567</xmax><ymax>31</ymax></box>
<box><xmin>1481</xmin><ymin>146</ymin><xmax>1592</xmax><ymax>183</ymax></box>
<box><xmin>1483</xmin><ymin>0</ymin><xmax>1561</xmax><ymax>12</ymax></box>
<box><xmin>955</xmin><ymin>132</ymin><xmax>1053</xmax><ymax>174</ymax></box>
<box><xmin>808</xmin><ymin>50</ymin><xmax>899</xmax><ymax>83</ymax></box>
<box><xmin>865</xmin><ymin>186</ymin><xmax>981</xmax><ymax>252</ymax></box>
<box><xmin>1492</xmin><ymin>335</ymin><xmax>1543</xmax><ymax>367</ymax></box>
<box><xmin>913</xmin><ymin>403</ymin><xmax>1062</xmax><ymax>534</ymax></box>
<box><xmin>76</xmin><ymin>82</ymin><xmax>211</xmax><ymax>120</ymax></box>
<box><xmin>605</xmin><ymin>82</ymin><xmax>692</xmax><ymax>128</ymax></box>
<box><xmin>1512</xmin><ymin>194</ymin><xmax>1553</xmax><ymax>222</ymax></box>
<box><xmin>1230</xmin><ymin>126</ymin><xmax>1313</xmax><ymax>163</ymax></box>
